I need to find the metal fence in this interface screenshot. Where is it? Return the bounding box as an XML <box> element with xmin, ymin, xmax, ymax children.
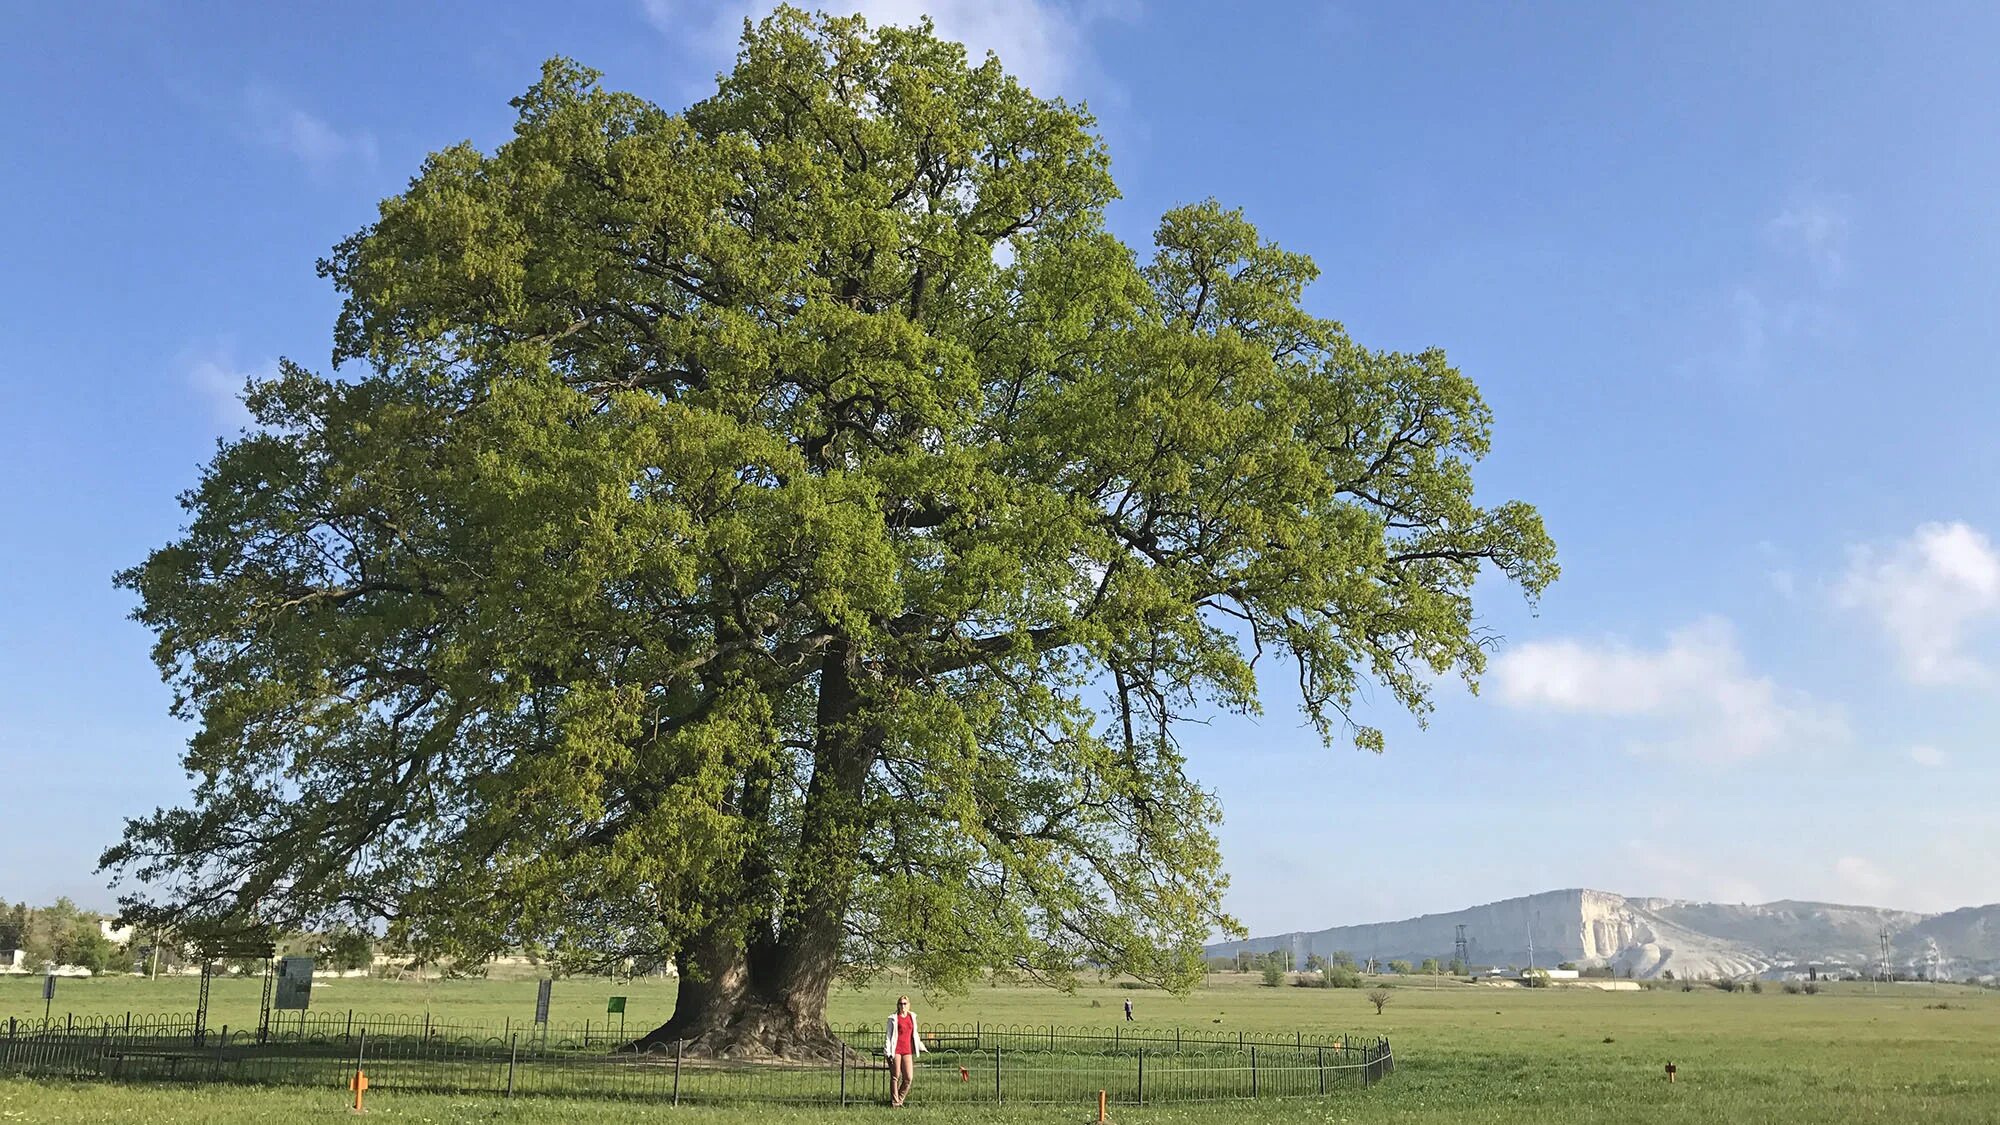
<box><xmin>0</xmin><ymin>1012</ymin><xmax>1393</xmax><ymax>1107</ymax></box>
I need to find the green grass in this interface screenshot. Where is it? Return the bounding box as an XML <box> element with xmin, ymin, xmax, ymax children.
<box><xmin>5</xmin><ymin>973</ymin><xmax>1998</xmax><ymax>1122</ymax></box>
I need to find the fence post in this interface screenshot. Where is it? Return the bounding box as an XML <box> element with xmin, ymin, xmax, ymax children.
<box><xmin>994</xmin><ymin>1045</ymin><xmax>1002</xmax><ymax>1103</ymax></box>
<box><xmin>1137</xmin><ymin>1048</ymin><xmax>1144</xmax><ymax>1106</ymax></box>
<box><xmin>346</xmin><ymin>1010</ymin><xmax>353</xmax><ymax>1042</ymax></box>
<box><xmin>1175</xmin><ymin>1027</ymin><xmax>1181</xmax><ymax>1051</ymax></box>
<box><xmin>506</xmin><ymin>1033</ymin><xmax>518</xmax><ymax>1098</ymax></box>
<box><xmin>1318</xmin><ymin>1044</ymin><xmax>1326</xmax><ymax>1095</ymax></box>
<box><xmin>214</xmin><ymin>1025</ymin><xmax>227</xmax><ymax>1079</ymax></box>
<box><xmin>125</xmin><ymin>1011</ymin><xmax>131</xmax><ymax>1036</ymax></box>
<box><xmin>1251</xmin><ymin>1044</ymin><xmax>1258</xmax><ymax>1098</ymax></box>
<box><xmin>840</xmin><ymin>1042</ymin><xmax>847</xmax><ymax>1106</ymax></box>
<box><xmin>672</xmin><ymin>1038</ymin><xmax>682</xmax><ymax>1105</ymax></box>
<box><xmin>975</xmin><ymin>1020</ymin><xmax>981</xmax><ymax>1050</ymax></box>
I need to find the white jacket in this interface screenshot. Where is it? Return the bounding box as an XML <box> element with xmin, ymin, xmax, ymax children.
<box><xmin>883</xmin><ymin>1012</ymin><xmax>926</xmax><ymax>1057</ymax></box>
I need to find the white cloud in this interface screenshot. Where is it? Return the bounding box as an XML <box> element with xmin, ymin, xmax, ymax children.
<box><xmin>640</xmin><ymin>0</ymin><xmax>1123</xmax><ymax>94</ymax></box>
<box><xmin>1767</xmin><ymin>196</ymin><xmax>1851</xmax><ymax>283</ymax></box>
<box><xmin>1621</xmin><ymin>840</ymin><xmax>1767</xmax><ymax>905</ymax></box>
<box><xmin>1907</xmin><ymin>744</ymin><xmax>1946</xmax><ymax>768</ymax></box>
<box><xmin>1490</xmin><ymin>616</ymin><xmax>1845</xmax><ymax>762</ymax></box>
<box><xmin>1694</xmin><ymin>195</ymin><xmax>1851</xmax><ymax>380</ymax></box>
<box><xmin>1833</xmin><ymin>855</ymin><xmax>1893</xmax><ymax>900</ymax></box>
<box><xmin>244</xmin><ymin>86</ymin><xmax>378</xmax><ymax>175</ymax></box>
<box><xmin>1837</xmin><ymin>521</ymin><xmax>2000</xmax><ymax>685</ymax></box>
<box><xmin>184</xmin><ymin>348</ymin><xmax>276</xmax><ymax>430</ymax></box>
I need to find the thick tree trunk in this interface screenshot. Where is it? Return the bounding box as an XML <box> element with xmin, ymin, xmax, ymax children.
<box><xmin>629</xmin><ymin>637</ymin><xmax>878</xmax><ymax>1061</ymax></box>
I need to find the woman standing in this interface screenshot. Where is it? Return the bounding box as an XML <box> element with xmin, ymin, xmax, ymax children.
<box><xmin>882</xmin><ymin>995</ymin><xmax>924</xmax><ymax>1106</ymax></box>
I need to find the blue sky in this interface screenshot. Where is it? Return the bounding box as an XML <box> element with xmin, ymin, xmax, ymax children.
<box><xmin>5</xmin><ymin>2</ymin><xmax>2000</xmax><ymax>936</ymax></box>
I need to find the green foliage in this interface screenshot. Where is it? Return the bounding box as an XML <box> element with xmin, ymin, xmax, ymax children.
<box><xmin>1417</xmin><ymin>957</ymin><xmax>1440</xmax><ymax>975</ymax></box>
<box><xmin>1328</xmin><ymin>952</ymin><xmax>1358</xmax><ymax>971</ymax></box>
<box><xmin>1388</xmin><ymin>960</ymin><xmax>1413</xmax><ymax>975</ymax></box>
<box><xmin>1260</xmin><ymin>965</ymin><xmax>1284</xmax><ymax>987</ymax></box>
<box><xmin>321</xmin><ymin>928</ymin><xmax>375</xmax><ymax>972</ymax></box>
<box><xmin>0</xmin><ymin>903</ymin><xmax>26</xmax><ymax>953</ymax></box>
<box><xmin>1366</xmin><ymin>988</ymin><xmax>1392</xmax><ymax>1013</ymax></box>
<box><xmin>1322</xmin><ymin>967</ymin><xmax>1363</xmax><ymax>989</ymax></box>
<box><xmin>3</xmin><ymin>899</ymin><xmax>125</xmax><ymax>973</ymax></box>
<box><xmin>101</xmin><ymin>5</ymin><xmax>1556</xmax><ymax>1019</ymax></box>
<box><xmin>1520</xmin><ymin>969</ymin><xmax>1550</xmax><ymax>988</ymax></box>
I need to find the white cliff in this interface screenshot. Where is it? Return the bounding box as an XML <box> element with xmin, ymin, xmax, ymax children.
<box><xmin>1204</xmin><ymin>889</ymin><xmax>2000</xmax><ymax>980</ymax></box>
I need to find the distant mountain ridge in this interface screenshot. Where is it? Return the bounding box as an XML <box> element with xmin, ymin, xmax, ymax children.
<box><xmin>1203</xmin><ymin>889</ymin><xmax>2000</xmax><ymax>980</ymax></box>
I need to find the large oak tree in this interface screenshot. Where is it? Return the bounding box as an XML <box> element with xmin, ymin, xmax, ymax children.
<box><xmin>107</xmin><ymin>9</ymin><xmax>1555</xmax><ymax>1057</ymax></box>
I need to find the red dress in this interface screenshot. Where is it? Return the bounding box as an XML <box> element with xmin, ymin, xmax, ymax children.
<box><xmin>895</xmin><ymin>1013</ymin><xmax>916</xmax><ymax>1057</ymax></box>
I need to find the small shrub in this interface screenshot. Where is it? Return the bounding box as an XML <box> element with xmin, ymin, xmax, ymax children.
<box><xmin>1749</xmin><ymin>980</ymin><xmax>1763</xmax><ymax>993</ymax></box>
<box><xmin>1089</xmin><ymin>999</ymin><xmax>1102</xmax><ymax>1007</ymax></box>
<box><xmin>1366</xmin><ymin>989</ymin><xmax>1392</xmax><ymax>1014</ymax></box>
<box><xmin>1261</xmin><ymin>965</ymin><xmax>1284</xmax><ymax>988</ymax></box>
<box><xmin>1782</xmin><ymin>982</ymin><xmax>1802</xmax><ymax>994</ymax></box>
<box><xmin>1323</xmin><ymin>967</ymin><xmax>1363</xmax><ymax>989</ymax></box>
<box><xmin>1926</xmin><ymin>1002</ymin><xmax>1957</xmax><ymax>1010</ymax></box>
<box><xmin>1802</xmin><ymin>982</ymin><xmax>1820</xmax><ymax>995</ymax></box>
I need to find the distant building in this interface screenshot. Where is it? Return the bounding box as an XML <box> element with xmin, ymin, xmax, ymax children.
<box><xmin>1478</xmin><ymin>966</ymin><xmax>1579</xmax><ymax>981</ymax></box>
<box><xmin>99</xmin><ymin>919</ymin><xmax>134</xmax><ymax>945</ymax></box>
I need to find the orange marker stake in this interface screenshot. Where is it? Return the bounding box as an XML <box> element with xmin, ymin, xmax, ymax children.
<box><xmin>1097</xmin><ymin>1088</ymin><xmax>1109</xmax><ymax>1123</ymax></box>
<box><xmin>350</xmin><ymin>1069</ymin><xmax>369</xmax><ymax>1112</ymax></box>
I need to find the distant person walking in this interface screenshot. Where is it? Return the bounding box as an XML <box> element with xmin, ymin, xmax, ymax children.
<box><xmin>883</xmin><ymin>995</ymin><xmax>924</xmax><ymax>1107</ymax></box>
<box><xmin>1124</xmin><ymin>998</ymin><xmax>1133</xmax><ymax>1021</ymax></box>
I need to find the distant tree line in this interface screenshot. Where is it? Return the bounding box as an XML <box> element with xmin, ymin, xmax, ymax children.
<box><xmin>0</xmin><ymin>899</ymin><xmax>378</xmax><ymax>976</ymax></box>
<box><xmin>0</xmin><ymin>899</ymin><xmax>124</xmax><ymax>973</ymax></box>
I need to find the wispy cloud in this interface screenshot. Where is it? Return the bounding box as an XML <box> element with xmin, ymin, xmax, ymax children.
<box><xmin>243</xmin><ymin>85</ymin><xmax>378</xmax><ymax>175</ymax></box>
<box><xmin>1837</xmin><ymin>521</ymin><xmax>2000</xmax><ymax>685</ymax></box>
<box><xmin>183</xmin><ymin>347</ymin><xmax>276</xmax><ymax>431</ymax></box>
<box><xmin>1907</xmin><ymin>744</ymin><xmax>1947</xmax><ymax>768</ymax></box>
<box><xmin>639</xmin><ymin>0</ymin><xmax>1127</xmax><ymax>95</ymax></box>
<box><xmin>1489</xmin><ymin>616</ymin><xmax>1846</xmax><ymax>763</ymax></box>
<box><xmin>1695</xmin><ymin>194</ymin><xmax>1852</xmax><ymax>380</ymax></box>
<box><xmin>1833</xmin><ymin>855</ymin><xmax>1893</xmax><ymax>901</ymax></box>
<box><xmin>1767</xmin><ymin>196</ymin><xmax>1851</xmax><ymax>284</ymax></box>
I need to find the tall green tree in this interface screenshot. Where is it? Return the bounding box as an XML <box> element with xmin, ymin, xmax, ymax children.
<box><xmin>105</xmin><ymin>8</ymin><xmax>1553</xmax><ymax>1057</ymax></box>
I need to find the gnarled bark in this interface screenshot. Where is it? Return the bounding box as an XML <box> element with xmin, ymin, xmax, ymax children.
<box><xmin>631</xmin><ymin>639</ymin><xmax>877</xmax><ymax>1061</ymax></box>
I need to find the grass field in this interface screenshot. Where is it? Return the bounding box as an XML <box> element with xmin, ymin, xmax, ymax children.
<box><xmin>5</xmin><ymin>972</ymin><xmax>1998</xmax><ymax>1122</ymax></box>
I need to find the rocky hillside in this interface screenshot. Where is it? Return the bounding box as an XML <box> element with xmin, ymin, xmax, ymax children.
<box><xmin>1204</xmin><ymin>890</ymin><xmax>2000</xmax><ymax>980</ymax></box>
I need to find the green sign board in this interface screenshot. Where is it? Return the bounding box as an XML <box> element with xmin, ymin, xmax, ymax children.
<box><xmin>606</xmin><ymin>996</ymin><xmax>626</xmax><ymax>1015</ymax></box>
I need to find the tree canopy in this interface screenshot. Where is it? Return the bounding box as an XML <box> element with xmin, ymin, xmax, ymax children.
<box><xmin>106</xmin><ymin>8</ymin><xmax>1554</xmax><ymax>1054</ymax></box>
